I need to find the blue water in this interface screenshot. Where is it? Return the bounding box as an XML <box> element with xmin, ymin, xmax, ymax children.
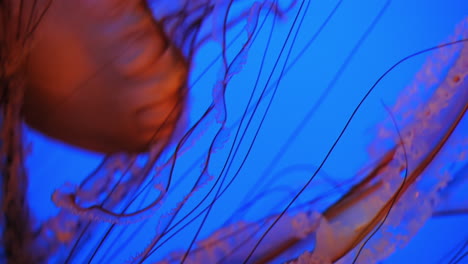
<box><xmin>25</xmin><ymin>0</ymin><xmax>467</xmax><ymax>263</ymax></box>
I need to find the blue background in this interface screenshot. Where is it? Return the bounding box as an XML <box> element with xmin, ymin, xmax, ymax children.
<box><xmin>24</xmin><ymin>0</ymin><xmax>467</xmax><ymax>263</ymax></box>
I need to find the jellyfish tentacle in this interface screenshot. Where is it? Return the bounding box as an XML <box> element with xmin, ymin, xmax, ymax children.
<box><xmin>159</xmin><ymin>19</ymin><xmax>468</xmax><ymax>264</ymax></box>
<box><xmin>301</xmin><ymin>20</ymin><xmax>468</xmax><ymax>264</ymax></box>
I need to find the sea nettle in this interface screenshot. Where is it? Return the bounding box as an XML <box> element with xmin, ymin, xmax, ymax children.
<box><xmin>0</xmin><ymin>0</ymin><xmax>466</xmax><ymax>263</ymax></box>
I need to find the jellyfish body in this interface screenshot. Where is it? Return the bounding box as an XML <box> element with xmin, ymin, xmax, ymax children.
<box><xmin>1</xmin><ymin>0</ymin><xmax>468</xmax><ymax>263</ymax></box>
<box><xmin>21</xmin><ymin>0</ymin><xmax>188</xmax><ymax>154</ymax></box>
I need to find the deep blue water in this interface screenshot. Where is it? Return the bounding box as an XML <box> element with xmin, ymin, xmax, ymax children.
<box><xmin>25</xmin><ymin>0</ymin><xmax>467</xmax><ymax>263</ymax></box>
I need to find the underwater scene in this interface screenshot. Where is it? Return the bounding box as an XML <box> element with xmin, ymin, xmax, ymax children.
<box><xmin>0</xmin><ymin>0</ymin><xmax>467</xmax><ymax>263</ymax></box>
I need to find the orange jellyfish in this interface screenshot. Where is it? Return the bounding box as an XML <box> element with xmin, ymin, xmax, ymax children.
<box><xmin>1</xmin><ymin>0</ymin><xmax>189</xmax><ymax>262</ymax></box>
<box><xmin>21</xmin><ymin>0</ymin><xmax>188</xmax><ymax>154</ymax></box>
<box><xmin>1</xmin><ymin>0</ymin><xmax>467</xmax><ymax>263</ymax></box>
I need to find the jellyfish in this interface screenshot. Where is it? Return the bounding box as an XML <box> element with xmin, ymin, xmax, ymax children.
<box><xmin>0</xmin><ymin>0</ymin><xmax>467</xmax><ymax>263</ymax></box>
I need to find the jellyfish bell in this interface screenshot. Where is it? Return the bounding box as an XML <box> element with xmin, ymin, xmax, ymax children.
<box><xmin>20</xmin><ymin>0</ymin><xmax>188</xmax><ymax>154</ymax></box>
